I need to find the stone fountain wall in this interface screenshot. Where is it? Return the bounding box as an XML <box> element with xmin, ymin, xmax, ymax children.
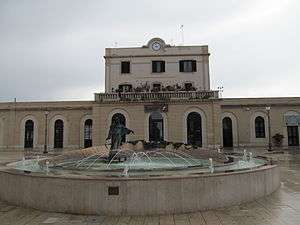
<box><xmin>0</xmin><ymin>165</ymin><xmax>280</xmax><ymax>216</ymax></box>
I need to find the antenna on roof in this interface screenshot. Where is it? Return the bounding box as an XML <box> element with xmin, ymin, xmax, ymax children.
<box><xmin>180</xmin><ymin>24</ymin><xmax>184</xmax><ymax>46</ymax></box>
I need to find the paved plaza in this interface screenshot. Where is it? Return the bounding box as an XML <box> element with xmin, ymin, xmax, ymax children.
<box><xmin>0</xmin><ymin>149</ymin><xmax>299</xmax><ymax>225</ymax></box>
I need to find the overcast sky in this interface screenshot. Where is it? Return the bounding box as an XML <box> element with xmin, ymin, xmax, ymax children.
<box><xmin>0</xmin><ymin>0</ymin><xmax>299</xmax><ymax>102</ymax></box>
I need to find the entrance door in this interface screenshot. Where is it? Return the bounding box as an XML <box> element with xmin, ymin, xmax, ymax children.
<box><xmin>222</xmin><ymin>117</ymin><xmax>233</xmax><ymax>147</ymax></box>
<box><xmin>287</xmin><ymin>126</ymin><xmax>299</xmax><ymax>146</ymax></box>
<box><xmin>187</xmin><ymin>112</ymin><xmax>202</xmax><ymax>147</ymax></box>
<box><xmin>149</xmin><ymin>112</ymin><xmax>164</xmax><ymax>142</ymax></box>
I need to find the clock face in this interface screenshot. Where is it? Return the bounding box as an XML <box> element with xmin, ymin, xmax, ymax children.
<box><xmin>152</xmin><ymin>42</ymin><xmax>161</xmax><ymax>51</ymax></box>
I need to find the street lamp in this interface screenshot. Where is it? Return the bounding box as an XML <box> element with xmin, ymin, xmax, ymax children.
<box><xmin>43</xmin><ymin>111</ymin><xmax>49</xmax><ymax>154</ymax></box>
<box><xmin>266</xmin><ymin>106</ymin><xmax>272</xmax><ymax>151</ymax></box>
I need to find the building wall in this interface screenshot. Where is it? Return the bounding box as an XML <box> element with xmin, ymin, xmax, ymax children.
<box><xmin>0</xmin><ymin>101</ymin><xmax>93</xmax><ymax>151</ymax></box>
<box><xmin>221</xmin><ymin>97</ymin><xmax>300</xmax><ymax>148</ymax></box>
<box><xmin>1</xmin><ymin>97</ymin><xmax>300</xmax><ymax>151</ymax></box>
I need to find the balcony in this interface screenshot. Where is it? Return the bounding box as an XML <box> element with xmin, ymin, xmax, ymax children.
<box><xmin>95</xmin><ymin>90</ymin><xmax>219</xmax><ymax>103</ymax></box>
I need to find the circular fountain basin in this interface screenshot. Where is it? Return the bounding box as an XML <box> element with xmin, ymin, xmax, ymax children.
<box><xmin>0</xmin><ymin>149</ymin><xmax>280</xmax><ymax>216</ymax></box>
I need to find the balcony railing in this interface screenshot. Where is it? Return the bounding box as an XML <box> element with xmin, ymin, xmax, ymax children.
<box><xmin>95</xmin><ymin>90</ymin><xmax>219</xmax><ymax>102</ymax></box>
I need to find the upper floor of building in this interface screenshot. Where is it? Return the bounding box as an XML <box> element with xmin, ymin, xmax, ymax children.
<box><xmin>104</xmin><ymin>38</ymin><xmax>210</xmax><ymax>94</ymax></box>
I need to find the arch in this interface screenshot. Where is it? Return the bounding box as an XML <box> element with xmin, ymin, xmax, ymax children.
<box><xmin>250</xmin><ymin>111</ymin><xmax>268</xmax><ymax>146</ymax></box>
<box><xmin>187</xmin><ymin>112</ymin><xmax>202</xmax><ymax>147</ymax></box>
<box><xmin>283</xmin><ymin>111</ymin><xmax>300</xmax><ymax>147</ymax></box>
<box><xmin>107</xmin><ymin>109</ymin><xmax>131</xmax><ymax>142</ymax></box>
<box><xmin>49</xmin><ymin>115</ymin><xmax>68</xmax><ymax>149</ymax></box>
<box><xmin>183</xmin><ymin>107</ymin><xmax>207</xmax><ymax>147</ymax></box>
<box><xmin>255</xmin><ymin>116</ymin><xmax>266</xmax><ymax>138</ymax></box>
<box><xmin>20</xmin><ymin>115</ymin><xmax>38</xmax><ymax>149</ymax></box>
<box><xmin>221</xmin><ymin>112</ymin><xmax>238</xmax><ymax>147</ymax></box>
<box><xmin>145</xmin><ymin>112</ymin><xmax>168</xmax><ymax>142</ymax></box>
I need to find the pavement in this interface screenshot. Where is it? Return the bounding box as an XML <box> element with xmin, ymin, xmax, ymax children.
<box><xmin>0</xmin><ymin>148</ymin><xmax>299</xmax><ymax>225</ymax></box>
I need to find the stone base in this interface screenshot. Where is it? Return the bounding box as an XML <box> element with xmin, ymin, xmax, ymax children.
<box><xmin>0</xmin><ymin>165</ymin><xmax>280</xmax><ymax>216</ymax></box>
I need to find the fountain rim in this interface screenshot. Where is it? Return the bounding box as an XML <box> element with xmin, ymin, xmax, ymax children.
<box><xmin>1</xmin><ymin>163</ymin><xmax>277</xmax><ymax>181</ymax></box>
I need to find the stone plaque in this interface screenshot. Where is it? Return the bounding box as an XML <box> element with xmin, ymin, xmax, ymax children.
<box><xmin>144</xmin><ymin>104</ymin><xmax>168</xmax><ymax>113</ymax></box>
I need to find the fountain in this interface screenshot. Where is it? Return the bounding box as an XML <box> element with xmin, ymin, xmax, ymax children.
<box><xmin>0</xmin><ymin>120</ymin><xmax>280</xmax><ymax>216</ymax></box>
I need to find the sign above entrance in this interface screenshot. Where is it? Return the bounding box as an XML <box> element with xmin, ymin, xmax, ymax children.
<box><xmin>144</xmin><ymin>104</ymin><xmax>168</xmax><ymax>113</ymax></box>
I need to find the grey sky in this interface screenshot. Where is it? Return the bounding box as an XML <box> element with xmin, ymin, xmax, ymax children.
<box><xmin>0</xmin><ymin>0</ymin><xmax>299</xmax><ymax>102</ymax></box>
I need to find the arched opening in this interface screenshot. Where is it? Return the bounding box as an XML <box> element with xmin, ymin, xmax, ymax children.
<box><xmin>187</xmin><ymin>112</ymin><xmax>202</xmax><ymax>147</ymax></box>
<box><xmin>24</xmin><ymin>120</ymin><xmax>34</xmax><ymax>148</ymax></box>
<box><xmin>84</xmin><ymin>119</ymin><xmax>93</xmax><ymax>148</ymax></box>
<box><xmin>149</xmin><ymin>111</ymin><xmax>164</xmax><ymax>142</ymax></box>
<box><xmin>222</xmin><ymin>117</ymin><xmax>233</xmax><ymax>147</ymax></box>
<box><xmin>54</xmin><ymin>119</ymin><xmax>64</xmax><ymax>149</ymax></box>
<box><xmin>111</xmin><ymin>113</ymin><xmax>126</xmax><ymax>142</ymax></box>
<box><xmin>255</xmin><ymin>116</ymin><xmax>266</xmax><ymax>138</ymax></box>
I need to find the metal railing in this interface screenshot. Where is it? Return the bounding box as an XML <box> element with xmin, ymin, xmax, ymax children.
<box><xmin>95</xmin><ymin>90</ymin><xmax>219</xmax><ymax>102</ymax></box>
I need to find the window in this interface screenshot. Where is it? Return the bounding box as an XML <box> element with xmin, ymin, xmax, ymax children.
<box><xmin>84</xmin><ymin>119</ymin><xmax>93</xmax><ymax>148</ymax></box>
<box><xmin>121</xmin><ymin>61</ymin><xmax>130</xmax><ymax>74</ymax></box>
<box><xmin>255</xmin><ymin>116</ymin><xmax>266</xmax><ymax>138</ymax></box>
<box><xmin>54</xmin><ymin>119</ymin><xmax>64</xmax><ymax>148</ymax></box>
<box><xmin>152</xmin><ymin>83</ymin><xmax>161</xmax><ymax>92</ymax></box>
<box><xmin>152</xmin><ymin>61</ymin><xmax>165</xmax><ymax>73</ymax></box>
<box><xmin>179</xmin><ymin>60</ymin><xmax>197</xmax><ymax>72</ymax></box>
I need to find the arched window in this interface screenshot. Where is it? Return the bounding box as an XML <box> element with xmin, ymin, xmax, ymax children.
<box><xmin>255</xmin><ymin>116</ymin><xmax>265</xmax><ymax>138</ymax></box>
<box><xmin>111</xmin><ymin>113</ymin><xmax>126</xmax><ymax>142</ymax></box>
<box><xmin>187</xmin><ymin>112</ymin><xmax>202</xmax><ymax>146</ymax></box>
<box><xmin>222</xmin><ymin>117</ymin><xmax>233</xmax><ymax>147</ymax></box>
<box><xmin>149</xmin><ymin>111</ymin><xmax>164</xmax><ymax>142</ymax></box>
<box><xmin>54</xmin><ymin>119</ymin><xmax>64</xmax><ymax>148</ymax></box>
<box><xmin>84</xmin><ymin>119</ymin><xmax>93</xmax><ymax>148</ymax></box>
<box><xmin>24</xmin><ymin>120</ymin><xmax>34</xmax><ymax>148</ymax></box>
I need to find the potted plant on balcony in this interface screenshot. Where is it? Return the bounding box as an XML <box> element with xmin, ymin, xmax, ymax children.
<box><xmin>175</xmin><ymin>83</ymin><xmax>182</xmax><ymax>92</ymax></box>
<box><xmin>166</xmin><ymin>85</ymin><xmax>175</xmax><ymax>91</ymax></box>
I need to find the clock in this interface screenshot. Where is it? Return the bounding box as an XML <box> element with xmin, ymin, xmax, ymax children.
<box><xmin>151</xmin><ymin>42</ymin><xmax>161</xmax><ymax>51</ymax></box>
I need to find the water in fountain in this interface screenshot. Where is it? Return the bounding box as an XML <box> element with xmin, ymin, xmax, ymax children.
<box><xmin>243</xmin><ymin>149</ymin><xmax>247</xmax><ymax>161</ymax></box>
<box><xmin>209</xmin><ymin>158</ymin><xmax>214</xmax><ymax>173</ymax></box>
<box><xmin>8</xmin><ymin>143</ymin><xmax>269</xmax><ymax>178</ymax></box>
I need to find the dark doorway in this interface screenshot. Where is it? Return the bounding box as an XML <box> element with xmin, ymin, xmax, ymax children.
<box><xmin>84</xmin><ymin>119</ymin><xmax>93</xmax><ymax>148</ymax></box>
<box><xmin>24</xmin><ymin>120</ymin><xmax>34</xmax><ymax>148</ymax></box>
<box><xmin>187</xmin><ymin>112</ymin><xmax>202</xmax><ymax>147</ymax></box>
<box><xmin>222</xmin><ymin>117</ymin><xmax>233</xmax><ymax>147</ymax></box>
<box><xmin>111</xmin><ymin>113</ymin><xmax>126</xmax><ymax>142</ymax></box>
<box><xmin>287</xmin><ymin>126</ymin><xmax>299</xmax><ymax>146</ymax></box>
<box><xmin>149</xmin><ymin>111</ymin><xmax>164</xmax><ymax>142</ymax></box>
<box><xmin>54</xmin><ymin>119</ymin><xmax>64</xmax><ymax>148</ymax></box>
